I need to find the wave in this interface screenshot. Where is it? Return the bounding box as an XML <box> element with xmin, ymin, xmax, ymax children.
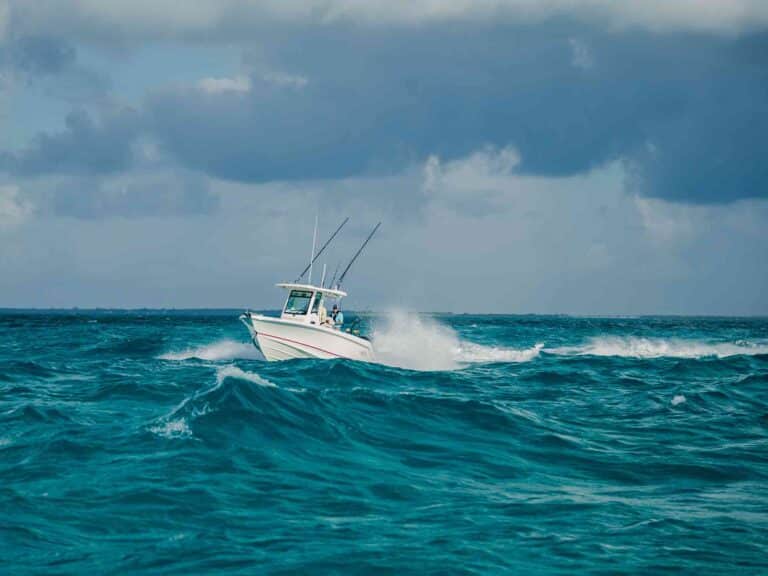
<box><xmin>91</xmin><ymin>335</ymin><xmax>164</xmax><ymax>357</ymax></box>
<box><xmin>671</xmin><ymin>394</ymin><xmax>687</xmax><ymax>406</ymax></box>
<box><xmin>158</xmin><ymin>323</ymin><xmax>765</xmax><ymax>370</ymax></box>
<box><xmin>457</xmin><ymin>341</ymin><xmax>544</xmax><ymax>364</ymax></box>
<box><xmin>149</xmin><ymin>418</ymin><xmax>192</xmax><ymax>439</ymax></box>
<box><xmin>216</xmin><ymin>365</ymin><xmax>276</xmax><ymax>388</ymax></box>
<box><xmin>159</xmin><ymin>339</ymin><xmax>264</xmax><ymax>361</ymax></box>
<box><xmin>551</xmin><ymin>336</ymin><xmax>768</xmax><ymax>359</ymax></box>
<box><xmin>150</xmin><ymin>365</ymin><xmax>278</xmax><ymax>439</ymax></box>
<box><xmin>372</xmin><ymin>311</ymin><xmax>542</xmax><ymax>370</ymax></box>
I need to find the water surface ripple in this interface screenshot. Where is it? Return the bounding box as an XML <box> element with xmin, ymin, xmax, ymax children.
<box><xmin>1</xmin><ymin>311</ymin><xmax>767</xmax><ymax>574</ymax></box>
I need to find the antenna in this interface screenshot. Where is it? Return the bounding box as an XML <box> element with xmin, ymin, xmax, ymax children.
<box><xmin>338</xmin><ymin>222</ymin><xmax>381</xmax><ymax>287</ymax></box>
<box><xmin>320</xmin><ymin>263</ymin><xmax>327</xmax><ymax>287</ymax></box>
<box><xmin>295</xmin><ymin>217</ymin><xmax>349</xmax><ymax>282</ymax></box>
<box><xmin>308</xmin><ymin>214</ymin><xmax>318</xmax><ymax>285</ymax></box>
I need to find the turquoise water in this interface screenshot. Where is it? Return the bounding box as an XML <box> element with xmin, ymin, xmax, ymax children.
<box><xmin>2</xmin><ymin>311</ymin><xmax>768</xmax><ymax>574</ymax></box>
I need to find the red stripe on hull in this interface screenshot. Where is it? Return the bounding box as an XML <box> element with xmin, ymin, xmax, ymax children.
<box><xmin>258</xmin><ymin>330</ymin><xmax>350</xmax><ymax>359</ymax></box>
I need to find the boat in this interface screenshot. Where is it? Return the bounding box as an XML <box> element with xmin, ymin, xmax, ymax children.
<box><xmin>239</xmin><ymin>219</ymin><xmax>380</xmax><ymax>362</ymax></box>
<box><xmin>240</xmin><ymin>284</ymin><xmax>373</xmax><ymax>361</ymax></box>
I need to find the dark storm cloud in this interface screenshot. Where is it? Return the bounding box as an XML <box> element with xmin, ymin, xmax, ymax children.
<box><xmin>1</xmin><ymin>108</ymin><xmax>140</xmax><ymax>176</ymax></box>
<box><xmin>45</xmin><ymin>170</ymin><xmax>219</xmax><ymax>219</ymax></box>
<box><xmin>625</xmin><ymin>34</ymin><xmax>768</xmax><ymax>203</ymax></box>
<box><xmin>4</xmin><ymin>23</ymin><xmax>768</xmax><ymax>204</ymax></box>
<box><xmin>6</xmin><ymin>36</ymin><xmax>76</xmax><ymax>76</ymax></box>
<box><xmin>0</xmin><ymin>34</ymin><xmax>110</xmax><ymax>106</ymax></box>
<box><xmin>142</xmin><ymin>24</ymin><xmax>768</xmax><ymax>203</ymax></box>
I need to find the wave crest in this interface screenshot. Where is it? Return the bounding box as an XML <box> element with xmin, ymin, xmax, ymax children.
<box><xmin>150</xmin><ymin>418</ymin><xmax>192</xmax><ymax>439</ymax></box>
<box><xmin>159</xmin><ymin>340</ymin><xmax>264</xmax><ymax>361</ymax></box>
<box><xmin>150</xmin><ymin>366</ymin><xmax>278</xmax><ymax>439</ymax></box>
<box><xmin>553</xmin><ymin>336</ymin><xmax>768</xmax><ymax>359</ymax></box>
<box><xmin>216</xmin><ymin>365</ymin><xmax>277</xmax><ymax>388</ymax></box>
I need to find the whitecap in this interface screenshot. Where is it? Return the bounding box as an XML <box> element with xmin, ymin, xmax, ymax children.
<box><xmin>671</xmin><ymin>394</ymin><xmax>687</xmax><ymax>406</ymax></box>
<box><xmin>551</xmin><ymin>336</ymin><xmax>768</xmax><ymax>359</ymax></box>
<box><xmin>215</xmin><ymin>365</ymin><xmax>277</xmax><ymax>388</ymax></box>
<box><xmin>159</xmin><ymin>339</ymin><xmax>264</xmax><ymax>361</ymax></box>
<box><xmin>457</xmin><ymin>341</ymin><xmax>544</xmax><ymax>364</ymax></box>
<box><xmin>152</xmin><ymin>365</ymin><xmax>276</xmax><ymax>438</ymax></box>
<box><xmin>150</xmin><ymin>418</ymin><xmax>192</xmax><ymax>439</ymax></box>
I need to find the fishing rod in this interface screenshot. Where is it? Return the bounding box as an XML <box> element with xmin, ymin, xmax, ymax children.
<box><xmin>337</xmin><ymin>222</ymin><xmax>381</xmax><ymax>287</ymax></box>
<box><xmin>328</xmin><ymin>261</ymin><xmax>342</xmax><ymax>289</ymax></box>
<box><xmin>295</xmin><ymin>216</ymin><xmax>349</xmax><ymax>283</ymax></box>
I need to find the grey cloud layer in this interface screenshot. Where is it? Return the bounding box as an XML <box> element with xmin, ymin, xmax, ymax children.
<box><xmin>2</xmin><ymin>3</ymin><xmax>767</xmax><ymax>313</ymax></box>
<box><xmin>0</xmin><ymin>34</ymin><xmax>109</xmax><ymax>104</ymax></box>
<box><xmin>1</xmin><ymin>108</ymin><xmax>139</xmax><ymax>176</ymax></box>
<box><xmin>7</xmin><ymin>0</ymin><xmax>768</xmax><ymax>38</ymax></box>
<box><xmin>3</xmin><ymin>163</ymin><xmax>766</xmax><ymax>312</ymax></box>
<box><xmin>6</xmin><ymin>35</ymin><xmax>75</xmax><ymax>75</ymax></box>
<box><xmin>5</xmin><ymin>24</ymin><xmax>767</xmax><ymax>205</ymax></box>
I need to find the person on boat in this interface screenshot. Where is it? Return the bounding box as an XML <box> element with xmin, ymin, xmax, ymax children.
<box><xmin>331</xmin><ymin>304</ymin><xmax>344</xmax><ymax>328</ymax></box>
<box><xmin>318</xmin><ymin>301</ymin><xmax>328</xmax><ymax>325</ymax></box>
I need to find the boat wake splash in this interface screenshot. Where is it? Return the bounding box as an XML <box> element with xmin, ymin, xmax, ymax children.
<box><xmin>550</xmin><ymin>336</ymin><xmax>768</xmax><ymax>359</ymax></box>
<box><xmin>159</xmin><ymin>340</ymin><xmax>264</xmax><ymax>362</ymax></box>
<box><xmin>372</xmin><ymin>311</ymin><xmax>542</xmax><ymax>371</ymax></box>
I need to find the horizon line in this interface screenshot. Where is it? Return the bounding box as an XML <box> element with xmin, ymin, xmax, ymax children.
<box><xmin>1</xmin><ymin>307</ymin><xmax>766</xmax><ymax>319</ymax></box>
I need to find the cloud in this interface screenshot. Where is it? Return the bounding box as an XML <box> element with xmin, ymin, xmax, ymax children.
<box><xmin>634</xmin><ymin>196</ymin><xmax>699</xmax><ymax>244</ymax></box>
<box><xmin>132</xmin><ymin>26</ymin><xmax>767</xmax><ymax>204</ymax></box>
<box><xmin>625</xmin><ymin>67</ymin><xmax>768</xmax><ymax>204</ymax></box>
<box><xmin>3</xmin><ymin>21</ymin><xmax>768</xmax><ymax>207</ymax></box>
<box><xmin>0</xmin><ymin>184</ymin><xmax>33</xmax><ymax>229</ymax></box>
<box><xmin>198</xmin><ymin>74</ymin><xmax>250</xmax><ymax>94</ymax></box>
<box><xmin>6</xmin><ymin>35</ymin><xmax>76</xmax><ymax>76</ymax></box>
<box><xmin>423</xmin><ymin>146</ymin><xmax>521</xmax><ymax>214</ymax></box>
<box><xmin>7</xmin><ymin>0</ymin><xmax>768</xmax><ymax>38</ymax></box>
<box><xmin>425</xmin><ymin>146</ymin><xmax>520</xmax><ymax>189</ymax></box>
<box><xmin>29</xmin><ymin>169</ymin><xmax>218</xmax><ymax>219</ymax></box>
<box><xmin>262</xmin><ymin>71</ymin><xmax>308</xmax><ymax>89</ymax></box>
<box><xmin>1</xmin><ymin>107</ymin><xmax>140</xmax><ymax>175</ymax></box>
<box><xmin>0</xmin><ymin>1</ymin><xmax>8</xmax><ymax>43</ymax></box>
<box><xmin>568</xmin><ymin>37</ymin><xmax>594</xmax><ymax>69</ymax></box>
<box><xmin>4</xmin><ymin>149</ymin><xmax>766</xmax><ymax>313</ymax></box>
<box><xmin>0</xmin><ymin>35</ymin><xmax>111</xmax><ymax>111</ymax></box>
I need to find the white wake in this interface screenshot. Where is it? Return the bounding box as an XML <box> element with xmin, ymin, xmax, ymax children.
<box><xmin>551</xmin><ymin>336</ymin><xmax>768</xmax><ymax>359</ymax></box>
<box><xmin>372</xmin><ymin>311</ymin><xmax>542</xmax><ymax>371</ymax></box>
<box><xmin>159</xmin><ymin>339</ymin><xmax>264</xmax><ymax>361</ymax></box>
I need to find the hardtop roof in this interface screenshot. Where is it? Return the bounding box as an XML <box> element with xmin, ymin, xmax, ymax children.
<box><xmin>276</xmin><ymin>283</ymin><xmax>347</xmax><ymax>299</ymax></box>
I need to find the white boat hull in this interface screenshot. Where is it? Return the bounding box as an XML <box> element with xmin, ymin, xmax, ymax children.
<box><xmin>240</xmin><ymin>313</ymin><xmax>374</xmax><ymax>362</ymax></box>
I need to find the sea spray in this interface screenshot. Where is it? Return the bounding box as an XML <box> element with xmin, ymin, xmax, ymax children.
<box><xmin>552</xmin><ymin>336</ymin><xmax>768</xmax><ymax>359</ymax></box>
<box><xmin>159</xmin><ymin>339</ymin><xmax>264</xmax><ymax>361</ymax></box>
<box><xmin>372</xmin><ymin>310</ymin><xmax>543</xmax><ymax>370</ymax></box>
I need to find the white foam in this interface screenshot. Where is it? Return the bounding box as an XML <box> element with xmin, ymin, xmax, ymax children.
<box><xmin>215</xmin><ymin>365</ymin><xmax>277</xmax><ymax>388</ymax></box>
<box><xmin>671</xmin><ymin>394</ymin><xmax>686</xmax><ymax>406</ymax></box>
<box><xmin>372</xmin><ymin>311</ymin><xmax>542</xmax><ymax>371</ymax></box>
<box><xmin>150</xmin><ymin>418</ymin><xmax>191</xmax><ymax>439</ymax></box>
<box><xmin>160</xmin><ymin>339</ymin><xmax>264</xmax><ymax>361</ymax></box>
<box><xmin>458</xmin><ymin>341</ymin><xmax>544</xmax><ymax>364</ymax></box>
<box><xmin>552</xmin><ymin>336</ymin><xmax>768</xmax><ymax>359</ymax></box>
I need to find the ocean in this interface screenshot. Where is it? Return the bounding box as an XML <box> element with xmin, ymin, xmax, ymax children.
<box><xmin>2</xmin><ymin>311</ymin><xmax>767</xmax><ymax>574</ymax></box>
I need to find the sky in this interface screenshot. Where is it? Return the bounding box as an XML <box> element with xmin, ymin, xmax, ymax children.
<box><xmin>0</xmin><ymin>0</ymin><xmax>767</xmax><ymax>314</ymax></box>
